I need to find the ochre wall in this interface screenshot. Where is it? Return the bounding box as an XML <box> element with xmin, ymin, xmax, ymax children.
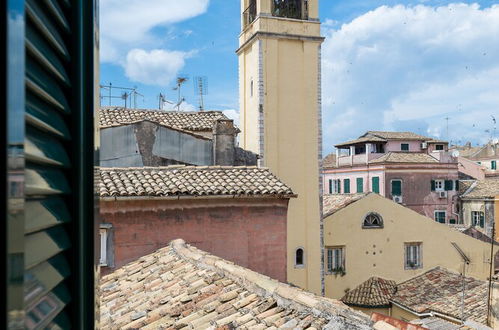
<box><xmin>100</xmin><ymin>198</ymin><xmax>288</xmax><ymax>282</ymax></box>
<box><xmin>324</xmin><ymin>194</ymin><xmax>493</xmax><ymax>300</ymax></box>
<box><xmin>239</xmin><ymin>0</ymin><xmax>323</xmax><ymax>293</ymax></box>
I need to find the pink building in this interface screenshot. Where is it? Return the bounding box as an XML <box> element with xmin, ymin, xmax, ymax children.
<box><xmin>323</xmin><ymin>131</ymin><xmax>460</xmax><ymax>224</ymax></box>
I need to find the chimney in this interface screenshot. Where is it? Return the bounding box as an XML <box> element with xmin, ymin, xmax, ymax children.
<box><xmin>213</xmin><ymin>119</ymin><xmax>238</xmax><ymax>166</ymax></box>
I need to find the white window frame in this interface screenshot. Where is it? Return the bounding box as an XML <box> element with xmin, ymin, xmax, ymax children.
<box><xmin>404</xmin><ymin>243</ymin><xmax>422</xmax><ymax>270</ymax></box>
<box><xmin>99</xmin><ymin>224</ymin><xmax>112</xmax><ymax>267</ymax></box>
<box><xmin>434</xmin><ymin>179</ymin><xmax>445</xmax><ymax>191</ymax></box>
<box><xmin>471</xmin><ymin>211</ymin><xmax>484</xmax><ymax>227</ymax></box>
<box><xmin>434</xmin><ymin>210</ymin><xmax>446</xmax><ymax>223</ymax></box>
<box><xmin>326</xmin><ymin>246</ymin><xmax>345</xmax><ymax>274</ymax></box>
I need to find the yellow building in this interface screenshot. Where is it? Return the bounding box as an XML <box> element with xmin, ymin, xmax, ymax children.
<box><xmin>238</xmin><ymin>0</ymin><xmax>324</xmax><ymax>293</ymax></box>
<box><xmin>323</xmin><ymin>193</ymin><xmax>494</xmax><ymax>301</ymax></box>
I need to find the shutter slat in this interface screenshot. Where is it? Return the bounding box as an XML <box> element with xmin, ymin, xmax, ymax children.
<box><xmin>25</xmin><ymin>227</ymin><xmax>71</xmax><ymax>270</ymax></box>
<box><xmin>25</xmin><ymin>198</ymin><xmax>70</xmax><ymax>234</ymax></box>
<box><xmin>25</xmin><ymin>167</ymin><xmax>71</xmax><ymax>196</ymax></box>
<box><xmin>25</xmin><ymin>255</ymin><xmax>70</xmax><ymax>307</ymax></box>
<box><xmin>26</xmin><ymin>0</ymin><xmax>69</xmax><ymax>60</ymax></box>
<box><xmin>43</xmin><ymin>0</ymin><xmax>70</xmax><ymax>33</ymax></box>
<box><xmin>26</xmin><ymin>24</ymin><xmax>70</xmax><ymax>85</ymax></box>
<box><xmin>26</xmin><ymin>59</ymin><xmax>70</xmax><ymax>113</ymax></box>
<box><xmin>26</xmin><ymin>129</ymin><xmax>70</xmax><ymax>167</ymax></box>
<box><xmin>26</xmin><ymin>96</ymin><xmax>71</xmax><ymax>139</ymax></box>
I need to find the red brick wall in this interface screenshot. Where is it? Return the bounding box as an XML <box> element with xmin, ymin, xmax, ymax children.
<box><xmin>100</xmin><ymin>198</ymin><xmax>288</xmax><ymax>282</ymax></box>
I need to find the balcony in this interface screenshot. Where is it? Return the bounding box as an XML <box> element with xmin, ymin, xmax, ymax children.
<box><xmin>272</xmin><ymin>0</ymin><xmax>308</xmax><ymax>20</ymax></box>
<box><xmin>243</xmin><ymin>1</ymin><xmax>257</xmax><ymax>28</ymax></box>
<box><xmin>337</xmin><ymin>153</ymin><xmax>385</xmax><ymax>167</ymax></box>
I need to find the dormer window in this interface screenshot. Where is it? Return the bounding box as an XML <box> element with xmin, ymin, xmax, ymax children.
<box><xmin>272</xmin><ymin>0</ymin><xmax>308</xmax><ymax>20</ymax></box>
<box><xmin>362</xmin><ymin>212</ymin><xmax>383</xmax><ymax>228</ymax></box>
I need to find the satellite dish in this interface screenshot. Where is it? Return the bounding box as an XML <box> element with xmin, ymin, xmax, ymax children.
<box><xmin>452</xmin><ymin>150</ymin><xmax>460</xmax><ymax>158</ymax></box>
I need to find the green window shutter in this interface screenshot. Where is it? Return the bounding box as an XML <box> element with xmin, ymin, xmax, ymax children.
<box><xmin>337</xmin><ymin>180</ymin><xmax>341</xmax><ymax>194</ymax></box>
<box><xmin>328</xmin><ymin>179</ymin><xmax>332</xmax><ymax>194</ymax></box>
<box><xmin>372</xmin><ymin>177</ymin><xmax>380</xmax><ymax>194</ymax></box>
<box><xmin>391</xmin><ymin>180</ymin><xmax>402</xmax><ymax>196</ymax></box>
<box><xmin>492</xmin><ymin>161</ymin><xmax>497</xmax><ymax>170</ymax></box>
<box><xmin>401</xmin><ymin>143</ymin><xmax>409</xmax><ymax>151</ymax></box>
<box><xmin>431</xmin><ymin>180</ymin><xmax>436</xmax><ymax>191</ymax></box>
<box><xmin>480</xmin><ymin>213</ymin><xmax>485</xmax><ymax>228</ymax></box>
<box><xmin>444</xmin><ymin>180</ymin><xmax>453</xmax><ymax>191</ymax></box>
<box><xmin>455</xmin><ymin>180</ymin><xmax>459</xmax><ymax>191</ymax></box>
<box><xmin>356</xmin><ymin>178</ymin><xmax>363</xmax><ymax>193</ymax></box>
<box><xmin>344</xmin><ymin>179</ymin><xmax>350</xmax><ymax>194</ymax></box>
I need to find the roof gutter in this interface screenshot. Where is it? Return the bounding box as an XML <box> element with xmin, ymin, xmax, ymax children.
<box><xmin>390</xmin><ymin>300</ymin><xmax>464</xmax><ymax>324</ymax></box>
<box><xmin>100</xmin><ymin>193</ymin><xmax>298</xmax><ymax>202</ymax></box>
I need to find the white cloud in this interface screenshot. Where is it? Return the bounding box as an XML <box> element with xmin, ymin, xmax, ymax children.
<box><xmin>124</xmin><ymin>49</ymin><xmax>191</xmax><ymax>86</ymax></box>
<box><xmin>100</xmin><ymin>0</ymin><xmax>209</xmax><ymax>63</ymax></box>
<box><xmin>322</xmin><ymin>4</ymin><xmax>499</xmax><ymax>153</ymax></box>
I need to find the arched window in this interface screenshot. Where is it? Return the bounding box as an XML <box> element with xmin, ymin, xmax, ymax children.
<box><xmin>363</xmin><ymin>212</ymin><xmax>383</xmax><ymax>228</ymax></box>
<box><xmin>295</xmin><ymin>248</ymin><xmax>304</xmax><ymax>267</ymax></box>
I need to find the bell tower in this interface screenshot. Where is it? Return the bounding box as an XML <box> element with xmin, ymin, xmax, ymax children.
<box><xmin>237</xmin><ymin>0</ymin><xmax>324</xmax><ymax>293</ymax></box>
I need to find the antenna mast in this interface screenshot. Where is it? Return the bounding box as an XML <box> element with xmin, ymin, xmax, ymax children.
<box><xmin>194</xmin><ymin>76</ymin><xmax>208</xmax><ymax>111</ymax></box>
<box><xmin>173</xmin><ymin>75</ymin><xmax>188</xmax><ymax>111</ymax></box>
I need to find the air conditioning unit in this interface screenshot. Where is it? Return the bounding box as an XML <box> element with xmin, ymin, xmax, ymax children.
<box><xmin>438</xmin><ymin>191</ymin><xmax>447</xmax><ymax>198</ymax></box>
<box><xmin>393</xmin><ymin>196</ymin><xmax>403</xmax><ymax>203</ymax></box>
<box><xmin>421</xmin><ymin>142</ymin><xmax>428</xmax><ymax>149</ymax></box>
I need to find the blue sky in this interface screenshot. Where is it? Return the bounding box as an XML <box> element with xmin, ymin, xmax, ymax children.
<box><xmin>100</xmin><ymin>1</ymin><xmax>499</xmax><ymax>154</ymax></box>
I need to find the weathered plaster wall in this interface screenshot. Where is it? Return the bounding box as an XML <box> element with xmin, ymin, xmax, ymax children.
<box><xmin>100</xmin><ymin>198</ymin><xmax>289</xmax><ymax>282</ymax></box>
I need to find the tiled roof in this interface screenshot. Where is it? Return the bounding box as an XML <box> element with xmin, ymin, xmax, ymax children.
<box><xmin>369</xmin><ymin>152</ymin><xmax>439</xmax><ymax>164</ymax></box>
<box><xmin>412</xmin><ymin>316</ymin><xmax>463</xmax><ymax>330</ymax></box>
<box><xmin>341</xmin><ymin>277</ymin><xmax>397</xmax><ymax>307</ymax></box>
<box><xmin>390</xmin><ymin>267</ymin><xmax>488</xmax><ymax>325</ymax></box>
<box><xmin>450</xmin><ymin>146</ymin><xmax>483</xmax><ymax>158</ymax></box>
<box><xmin>99</xmin><ymin>166</ymin><xmax>295</xmax><ymax>198</ymax></box>
<box><xmin>323</xmin><ymin>193</ymin><xmax>368</xmax><ymax>217</ymax></box>
<box><xmin>100</xmin><ymin>107</ymin><xmax>229</xmax><ymax>131</ymax></box>
<box><xmin>458</xmin><ymin>180</ymin><xmax>475</xmax><ymax>195</ymax></box>
<box><xmin>364</xmin><ymin>131</ymin><xmax>432</xmax><ymax>141</ymax></box>
<box><xmin>460</xmin><ymin>178</ymin><xmax>499</xmax><ymax>198</ymax></box>
<box><xmin>99</xmin><ymin>239</ymin><xmax>373</xmax><ymax>329</ymax></box>
<box><xmin>321</xmin><ymin>153</ymin><xmax>337</xmax><ymax>168</ymax></box>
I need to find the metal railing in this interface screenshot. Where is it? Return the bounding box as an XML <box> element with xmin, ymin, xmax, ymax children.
<box><xmin>243</xmin><ymin>1</ymin><xmax>257</xmax><ymax>28</ymax></box>
<box><xmin>272</xmin><ymin>0</ymin><xmax>308</xmax><ymax>20</ymax></box>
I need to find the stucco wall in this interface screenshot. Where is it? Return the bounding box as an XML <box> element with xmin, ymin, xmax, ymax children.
<box><xmin>100</xmin><ymin>198</ymin><xmax>289</xmax><ymax>282</ymax></box>
<box><xmin>323</xmin><ymin>194</ymin><xmax>493</xmax><ymax>300</ymax></box>
<box><xmin>461</xmin><ymin>200</ymin><xmax>495</xmax><ymax>237</ymax></box>
<box><xmin>385</xmin><ymin>141</ymin><xmax>422</xmax><ymax>152</ymax></box>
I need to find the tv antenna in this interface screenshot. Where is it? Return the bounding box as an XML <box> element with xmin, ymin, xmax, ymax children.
<box><xmin>173</xmin><ymin>75</ymin><xmax>189</xmax><ymax>111</ymax></box>
<box><xmin>194</xmin><ymin>76</ymin><xmax>208</xmax><ymax>111</ymax></box>
<box><xmin>445</xmin><ymin>116</ymin><xmax>450</xmax><ymax>141</ymax></box>
<box><xmin>158</xmin><ymin>93</ymin><xmax>173</xmax><ymax>110</ymax></box>
<box><xmin>100</xmin><ymin>83</ymin><xmax>144</xmax><ymax>109</ymax></box>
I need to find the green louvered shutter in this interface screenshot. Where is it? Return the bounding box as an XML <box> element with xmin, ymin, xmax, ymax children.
<box><xmin>431</xmin><ymin>180</ymin><xmax>436</xmax><ymax>191</ymax></box>
<box><xmin>356</xmin><ymin>178</ymin><xmax>363</xmax><ymax>193</ymax></box>
<box><xmin>444</xmin><ymin>180</ymin><xmax>453</xmax><ymax>191</ymax></box>
<box><xmin>372</xmin><ymin>177</ymin><xmax>380</xmax><ymax>194</ymax></box>
<box><xmin>23</xmin><ymin>0</ymin><xmax>96</xmax><ymax>327</ymax></box>
<box><xmin>344</xmin><ymin>179</ymin><xmax>350</xmax><ymax>194</ymax></box>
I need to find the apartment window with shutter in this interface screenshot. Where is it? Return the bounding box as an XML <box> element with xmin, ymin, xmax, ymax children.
<box><xmin>492</xmin><ymin>160</ymin><xmax>497</xmax><ymax>170</ymax></box>
<box><xmin>434</xmin><ymin>211</ymin><xmax>446</xmax><ymax>224</ymax></box>
<box><xmin>372</xmin><ymin>177</ymin><xmax>380</xmax><ymax>194</ymax></box>
<box><xmin>328</xmin><ymin>179</ymin><xmax>333</xmax><ymax>194</ymax></box>
<box><xmin>326</xmin><ymin>246</ymin><xmax>345</xmax><ymax>274</ymax></box>
<box><xmin>432</xmin><ymin>179</ymin><xmax>444</xmax><ymax>191</ymax></box>
<box><xmin>100</xmin><ymin>228</ymin><xmax>109</xmax><ymax>266</ymax></box>
<box><xmin>401</xmin><ymin>143</ymin><xmax>409</xmax><ymax>151</ymax></box>
<box><xmin>329</xmin><ymin>179</ymin><xmax>341</xmax><ymax>193</ymax></box>
<box><xmin>356</xmin><ymin>178</ymin><xmax>364</xmax><ymax>193</ymax></box>
<box><xmin>471</xmin><ymin>211</ymin><xmax>485</xmax><ymax>228</ymax></box>
<box><xmin>404</xmin><ymin>243</ymin><xmax>422</xmax><ymax>269</ymax></box>
<box><xmin>344</xmin><ymin>179</ymin><xmax>351</xmax><ymax>193</ymax></box>
<box><xmin>295</xmin><ymin>248</ymin><xmax>305</xmax><ymax>267</ymax></box>
<box><xmin>435</xmin><ymin>144</ymin><xmax>444</xmax><ymax>150</ymax></box>
<box><xmin>391</xmin><ymin>179</ymin><xmax>402</xmax><ymax>196</ymax></box>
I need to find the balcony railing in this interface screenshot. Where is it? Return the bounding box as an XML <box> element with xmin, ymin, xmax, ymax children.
<box><xmin>272</xmin><ymin>0</ymin><xmax>308</xmax><ymax>20</ymax></box>
<box><xmin>243</xmin><ymin>1</ymin><xmax>257</xmax><ymax>28</ymax></box>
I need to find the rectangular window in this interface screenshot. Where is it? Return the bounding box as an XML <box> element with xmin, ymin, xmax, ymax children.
<box><xmin>434</xmin><ymin>211</ymin><xmax>446</xmax><ymax>224</ymax></box>
<box><xmin>356</xmin><ymin>178</ymin><xmax>364</xmax><ymax>193</ymax></box>
<box><xmin>444</xmin><ymin>180</ymin><xmax>453</xmax><ymax>191</ymax></box>
<box><xmin>401</xmin><ymin>143</ymin><xmax>409</xmax><ymax>151</ymax></box>
<box><xmin>328</xmin><ymin>179</ymin><xmax>333</xmax><ymax>194</ymax></box>
<box><xmin>432</xmin><ymin>179</ymin><xmax>444</xmax><ymax>191</ymax></box>
<box><xmin>435</xmin><ymin>144</ymin><xmax>444</xmax><ymax>150</ymax></box>
<box><xmin>405</xmin><ymin>243</ymin><xmax>422</xmax><ymax>269</ymax></box>
<box><xmin>100</xmin><ymin>228</ymin><xmax>108</xmax><ymax>266</ymax></box>
<box><xmin>344</xmin><ymin>179</ymin><xmax>351</xmax><ymax>194</ymax></box>
<box><xmin>492</xmin><ymin>160</ymin><xmax>497</xmax><ymax>170</ymax></box>
<box><xmin>326</xmin><ymin>246</ymin><xmax>345</xmax><ymax>273</ymax></box>
<box><xmin>471</xmin><ymin>211</ymin><xmax>485</xmax><ymax>228</ymax></box>
<box><xmin>372</xmin><ymin>177</ymin><xmax>380</xmax><ymax>194</ymax></box>
<box><xmin>391</xmin><ymin>180</ymin><xmax>402</xmax><ymax>196</ymax></box>
<box><xmin>329</xmin><ymin>179</ymin><xmax>341</xmax><ymax>193</ymax></box>
<box><xmin>455</xmin><ymin>180</ymin><xmax>459</xmax><ymax>191</ymax></box>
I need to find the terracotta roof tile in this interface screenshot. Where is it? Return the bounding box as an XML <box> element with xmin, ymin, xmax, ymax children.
<box><xmin>365</xmin><ymin>131</ymin><xmax>432</xmax><ymax>141</ymax></box>
<box><xmin>341</xmin><ymin>277</ymin><xmax>397</xmax><ymax>307</ymax></box>
<box><xmin>100</xmin><ymin>107</ymin><xmax>229</xmax><ymax>131</ymax></box>
<box><xmin>99</xmin><ymin>166</ymin><xmax>295</xmax><ymax>198</ymax></box>
<box><xmin>369</xmin><ymin>152</ymin><xmax>439</xmax><ymax>164</ymax></box>
<box><xmin>321</xmin><ymin>153</ymin><xmax>337</xmax><ymax>168</ymax></box>
<box><xmin>323</xmin><ymin>193</ymin><xmax>369</xmax><ymax>217</ymax></box>
<box><xmin>390</xmin><ymin>267</ymin><xmax>488</xmax><ymax>325</ymax></box>
<box><xmin>460</xmin><ymin>178</ymin><xmax>499</xmax><ymax>199</ymax></box>
<box><xmin>100</xmin><ymin>239</ymin><xmax>373</xmax><ymax>329</ymax></box>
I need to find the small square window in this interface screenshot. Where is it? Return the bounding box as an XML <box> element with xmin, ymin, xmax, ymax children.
<box><xmin>434</xmin><ymin>180</ymin><xmax>444</xmax><ymax>191</ymax></box>
<box><xmin>435</xmin><ymin>144</ymin><xmax>444</xmax><ymax>151</ymax></box>
<box><xmin>434</xmin><ymin>211</ymin><xmax>446</xmax><ymax>224</ymax></box>
<box><xmin>326</xmin><ymin>246</ymin><xmax>345</xmax><ymax>274</ymax></box>
<box><xmin>405</xmin><ymin>243</ymin><xmax>422</xmax><ymax>269</ymax></box>
<box><xmin>471</xmin><ymin>211</ymin><xmax>485</xmax><ymax>228</ymax></box>
<box><xmin>401</xmin><ymin>143</ymin><xmax>409</xmax><ymax>151</ymax></box>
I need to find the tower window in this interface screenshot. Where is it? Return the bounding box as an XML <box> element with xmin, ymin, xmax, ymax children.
<box><xmin>272</xmin><ymin>0</ymin><xmax>308</xmax><ymax>20</ymax></box>
<box><xmin>295</xmin><ymin>247</ymin><xmax>305</xmax><ymax>267</ymax></box>
<box><xmin>250</xmin><ymin>79</ymin><xmax>254</xmax><ymax>97</ymax></box>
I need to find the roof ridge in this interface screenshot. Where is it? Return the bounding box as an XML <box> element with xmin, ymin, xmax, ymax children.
<box><xmin>101</xmin><ymin>106</ymin><xmax>224</xmax><ymax>114</ymax></box>
<box><xmin>170</xmin><ymin>239</ymin><xmax>371</xmax><ymax>325</ymax></box>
